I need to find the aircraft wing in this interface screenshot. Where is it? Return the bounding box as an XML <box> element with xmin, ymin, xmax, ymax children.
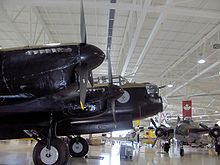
<box><xmin>0</xmin><ymin>96</ymin><xmax>64</xmax><ymax>114</ymax></box>
<box><xmin>189</xmin><ymin>128</ymin><xmax>208</xmax><ymax>134</ymax></box>
<box><xmin>0</xmin><ymin>82</ymin><xmax>82</xmax><ymax>113</ymax></box>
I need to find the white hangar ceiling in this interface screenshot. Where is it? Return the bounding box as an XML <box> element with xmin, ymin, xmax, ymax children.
<box><xmin>0</xmin><ymin>0</ymin><xmax>220</xmax><ymax>126</ymax></box>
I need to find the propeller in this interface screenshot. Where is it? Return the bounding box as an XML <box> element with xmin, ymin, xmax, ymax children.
<box><xmin>150</xmin><ymin>118</ymin><xmax>173</xmax><ymax>148</ymax></box>
<box><xmin>199</xmin><ymin>123</ymin><xmax>220</xmax><ymax>139</ymax></box>
<box><xmin>78</xmin><ymin>0</ymin><xmax>94</xmax><ymax>109</ymax></box>
<box><xmin>78</xmin><ymin>0</ymin><xmax>121</xmax><ymax>112</ymax></box>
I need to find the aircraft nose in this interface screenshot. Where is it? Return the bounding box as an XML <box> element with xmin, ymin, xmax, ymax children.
<box><xmin>140</xmin><ymin>97</ymin><xmax>163</xmax><ymax>118</ymax></box>
<box><xmin>79</xmin><ymin>44</ymin><xmax>105</xmax><ymax>70</ymax></box>
<box><xmin>141</xmin><ymin>83</ymin><xmax>163</xmax><ymax>117</ymax></box>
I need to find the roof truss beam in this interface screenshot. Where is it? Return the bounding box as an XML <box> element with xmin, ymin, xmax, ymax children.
<box><xmin>3</xmin><ymin>0</ymin><xmax>142</xmax><ymax>11</ymax></box>
<box><xmin>0</xmin><ymin>5</ymin><xmax>28</xmax><ymax>45</ymax></box>
<box><xmin>32</xmin><ymin>7</ymin><xmax>55</xmax><ymax>43</ymax></box>
<box><xmin>116</xmin><ymin>0</ymin><xmax>137</xmax><ymax>75</ymax></box>
<box><xmin>120</xmin><ymin>0</ymin><xmax>173</xmax><ymax>77</ymax></box>
<box><xmin>119</xmin><ymin>0</ymin><xmax>153</xmax><ymax>76</ymax></box>
<box><xmin>160</xmin><ymin>23</ymin><xmax>220</xmax><ymax>79</ymax></box>
<box><xmin>154</xmin><ymin>6</ymin><xmax>220</xmax><ymax>20</ymax></box>
<box><xmin>165</xmin><ymin>60</ymin><xmax>220</xmax><ymax>97</ymax></box>
<box><xmin>3</xmin><ymin>0</ymin><xmax>220</xmax><ymax>19</ymax></box>
<box><xmin>130</xmin><ymin>0</ymin><xmax>173</xmax><ymax>79</ymax></box>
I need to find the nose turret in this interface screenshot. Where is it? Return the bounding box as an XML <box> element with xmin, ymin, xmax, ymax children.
<box><xmin>130</xmin><ymin>84</ymin><xmax>163</xmax><ymax>120</ymax></box>
<box><xmin>139</xmin><ymin>97</ymin><xmax>163</xmax><ymax>118</ymax></box>
<box><xmin>79</xmin><ymin>44</ymin><xmax>105</xmax><ymax>70</ymax></box>
<box><xmin>140</xmin><ymin>83</ymin><xmax>163</xmax><ymax>118</ymax></box>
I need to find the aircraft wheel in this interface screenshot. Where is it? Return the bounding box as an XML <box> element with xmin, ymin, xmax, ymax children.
<box><xmin>215</xmin><ymin>144</ymin><xmax>220</xmax><ymax>156</ymax></box>
<box><xmin>33</xmin><ymin>138</ymin><xmax>69</xmax><ymax>165</ymax></box>
<box><xmin>164</xmin><ymin>143</ymin><xmax>170</xmax><ymax>153</ymax></box>
<box><xmin>69</xmin><ymin>137</ymin><xmax>89</xmax><ymax>157</ymax></box>
<box><xmin>180</xmin><ymin>148</ymin><xmax>184</xmax><ymax>157</ymax></box>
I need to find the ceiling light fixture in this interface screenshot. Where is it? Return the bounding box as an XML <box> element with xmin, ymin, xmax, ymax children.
<box><xmin>167</xmin><ymin>84</ymin><xmax>173</xmax><ymax>88</ymax></box>
<box><xmin>213</xmin><ymin>43</ymin><xmax>220</xmax><ymax>49</ymax></box>
<box><xmin>197</xmin><ymin>45</ymin><xmax>206</xmax><ymax>64</ymax></box>
<box><xmin>197</xmin><ymin>59</ymin><xmax>206</xmax><ymax>64</ymax></box>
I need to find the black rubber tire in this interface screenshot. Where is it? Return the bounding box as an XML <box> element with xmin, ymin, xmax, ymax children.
<box><xmin>180</xmin><ymin>148</ymin><xmax>184</xmax><ymax>157</ymax></box>
<box><xmin>69</xmin><ymin>137</ymin><xmax>89</xmax><ymax>157</ymax></box>
<box><xmin>164</xmin><ymin>143</ymin><xmax>170</xmax><ymax>153</ymax></box>
<box><xmin>33</xmin><ymin>138</ymin><xmax>69</xmax><ymax>165</ymax></box>
<box><xmin>215</xmin><ymin>144</ymin><xmax>220</xmax><ymax>155</ymax></box>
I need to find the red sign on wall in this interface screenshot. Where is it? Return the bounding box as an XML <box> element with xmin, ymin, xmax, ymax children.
<box><xmin>182</xmin><ymin>100</ymin><xmax>192</xmax><ymax>119</ymax></box>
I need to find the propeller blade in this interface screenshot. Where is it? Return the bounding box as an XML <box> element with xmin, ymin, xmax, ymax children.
<box><xmin>199</xmin><ymin>123</ymin><xmax>209</xmax><ymax>130</ymax></box>
<box><xmin>158</xmin><ymin>85</ymin><xmax>166</xmax><ymax>89</ymax></box>
<box><xmin>152</xmin><ymin>137</ymin><xmax>158</xmax><ymax>148</ymax></box>
<box><xmin>79</xmin><ymin>66</ymin><xmax>88</xmax><ymax>109</ymax></box>
<box><xmin>111</xmin><ymin>99</ymin><xmax>116</xmax><ymax>127</ymax></box>
<box><xmin>150</xmin><ymin>118</ymin><xmax>158</xmax><ymax>129</ymax></box>
<box><xmin>107</xmin><ymin>48</ymin><xmax>113</xmax><ymax>85</ymax></box>
<box><xmin>80</xmin><ymin>0</ymin><xmax>87</xmax><ymax>44</ymax></box>
<box><xmin>88</xmin><ymin>71</ymin><xmax>94</xmax><ymax>87</ymax></box>
<box><xmin>177</xmin><ymin>116</ymin><xmax>181</xmax><ymax>125</ymax></box>
<box><xmin>173</xmin><ymin>116</ymin><xmax>180</xmax><ymax>139</ymax></box>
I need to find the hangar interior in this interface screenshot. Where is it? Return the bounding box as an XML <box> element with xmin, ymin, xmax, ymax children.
<box><xmin>0</xmin><ymin>0</ymin><xmax>220</xmax><ymax>165</ymax></box>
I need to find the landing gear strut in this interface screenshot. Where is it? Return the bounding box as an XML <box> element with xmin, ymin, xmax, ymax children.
<box><xmin>32</xmin><ymin>113</ymin><xmax>69</xmax><ymax>165</ymax></box>
<box><xmin>215</xmin><ymin>142</ymin><xmax>220</xmax><ymax>156</ymax></box>
<box><xmin>164</xmin><ymin>142</ymin><xmax>170</xmax><ymax>153</ymax></box>
<box><xmin>180</xmin><ymin>142</ymin><xmax>184</xmax><ymax>157</ymax></box>
<box><xmin>69</xmin><ymin>136</ymin><xmax>89</xmax><ymax>157</ymax></box>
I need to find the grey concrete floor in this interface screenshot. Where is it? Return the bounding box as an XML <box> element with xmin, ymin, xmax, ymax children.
<box><xmin>0</xmin><ymin>140</ymin><xmax>219</xmax><ymax>165</ymax></box>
